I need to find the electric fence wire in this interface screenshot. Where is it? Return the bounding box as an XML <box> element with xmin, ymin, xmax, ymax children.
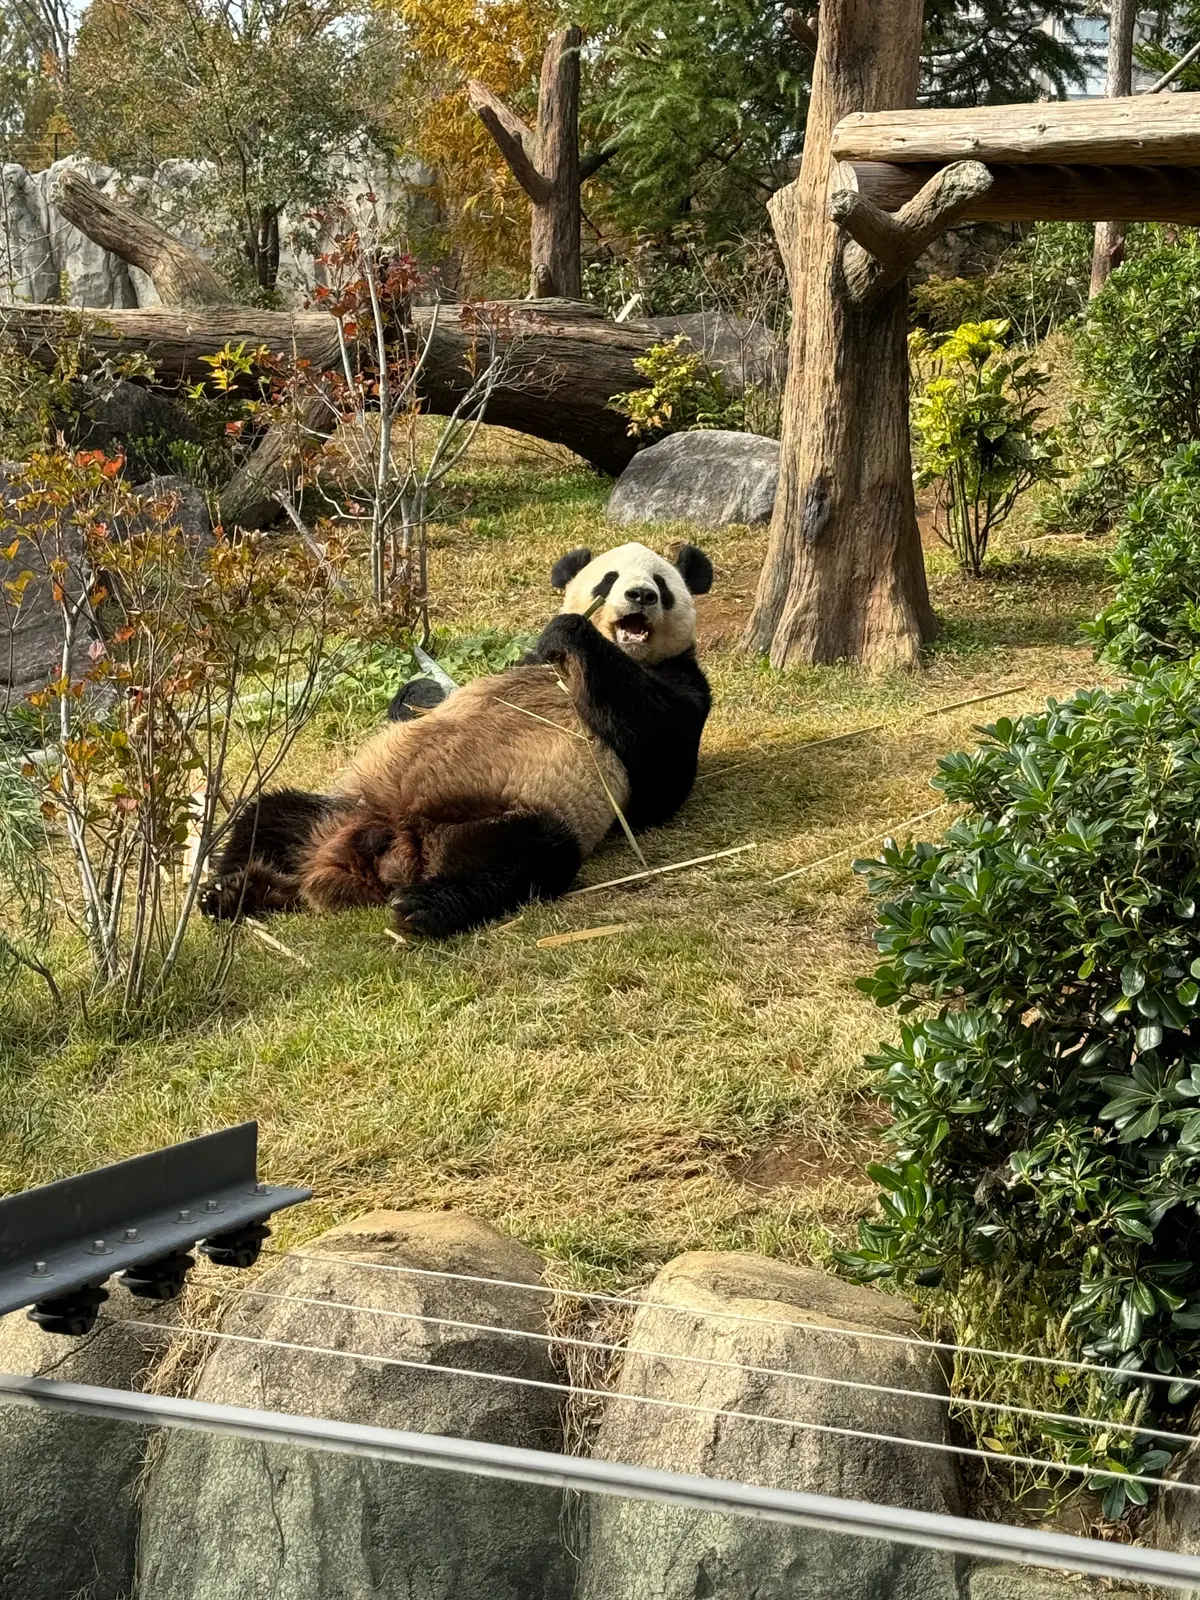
<box><xmin>104</xmin><ymin>1310</ymin><xmax>1200</xmax><ymax>1502</ymax></box>
<box><xmin>233</xmin><ymin>1285</ymin><xmax>1200</xmax><ymax>1450</ymax></box>
<box><xmin>290</xmin><ymin>1253</ymin><xmax>1200</xmax><ymax>1394</ymax></box>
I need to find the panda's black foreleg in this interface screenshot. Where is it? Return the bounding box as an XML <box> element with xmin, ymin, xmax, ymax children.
<box><xmin>199</xmin><ymin>788</ymin><xmax>341</xmax><ymax>921</ymax></box>
<box><xmin>390</xmin><ymin>811</ymin><xmax>582</xmax><ymax>939</ymax></box>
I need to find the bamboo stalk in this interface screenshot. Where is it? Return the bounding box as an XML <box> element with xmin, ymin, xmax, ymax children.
<box><xmin>568</xmin><ymin>843</ymin><xmax>757</xmax><ymax>897</ymax></box>
<box><xmin>244</xmin><ymin>917</ymin><xmax>312</xmax><ymax>966</ymax></box>
<box><xmin>767</xmin><ymin>805</ymin><xmax>947</xmax><ymax>887</ymax></box>
<box><xmin>702</xmin><ymin>684</ymin><xmax>1028</xmax><ymax>781</ymax></box>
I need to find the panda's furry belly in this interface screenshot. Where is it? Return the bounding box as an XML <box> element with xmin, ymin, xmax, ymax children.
<box><xmin>334</xmin><ymin>664</ymin><xmax>629</xmax><ymax>857</ymax></box>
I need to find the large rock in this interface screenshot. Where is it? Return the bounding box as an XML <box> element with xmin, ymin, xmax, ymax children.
<box><xmin>62</xmin><ymin>380</ymin><xmax>203</xmax><ymax>484</ymax></box>
<box><xmin>136</xmin><ymin>1210</ymin><xmax>572</xmax><ymax>1600</ymax></box>
<box><xmin>605</xmin><ymin>430</ymin><xmax>779</xmax><ymax>529</ymax></box>
<box><xmin>577</xmin><ymin>1251</ymin><xmax>964</xmax><ymax>1600</ymax></box>
<box><xmin>0</xmin><ymin>1283</ymin><xmax>175</xmax><ymax>1600</ymax></box>
<box><xmin>641</xmin><ymin>311</ymin><xmax>787</xmax><ymax>393</ymax></box>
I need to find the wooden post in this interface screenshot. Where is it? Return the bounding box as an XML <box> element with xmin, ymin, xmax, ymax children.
<box><xmin>1091</xmin><ymin>0</ymin><xmax>1138</xmax><ymax>297</ymax></box>
<box><xmin>747</xmin><ymin>0</ymin><xmax>935</xmax><ymax>672</ymax></box>
<box><xmin>469</xmin><ymin>24</ymin><xmax>601</xmax><ymax>300</ymax></box>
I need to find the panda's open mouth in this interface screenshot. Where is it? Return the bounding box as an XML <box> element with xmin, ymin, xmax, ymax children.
<box><xmin>614</xmin><ymin>612</ymin><xmax>652</xmax><ymax>646</ymax></box>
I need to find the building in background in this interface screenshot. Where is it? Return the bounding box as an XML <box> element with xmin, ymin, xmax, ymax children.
<box><xmin>1042</xmin><ymin>8</ymin><xmax>1161</xmax><ymax>96</ymax></box>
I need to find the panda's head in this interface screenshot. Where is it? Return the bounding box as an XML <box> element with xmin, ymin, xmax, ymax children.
<box><xmin>550</xmin><ymin>541</ymin><xmax>713</xmax><ymax>666</ymax></box>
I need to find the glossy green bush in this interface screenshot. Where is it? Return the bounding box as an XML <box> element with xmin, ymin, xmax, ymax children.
<box><xmin>844</xmin><ymin>666</ymin><xmax>1200</xmax><ymax>1510</ymax></box>
<box><xmin>1085</xmin><ymin>442</ymin><xmax>1200</xmax><ymax>672</ymax></box>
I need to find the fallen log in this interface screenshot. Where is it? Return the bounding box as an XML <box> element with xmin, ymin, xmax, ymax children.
<box><xmin>0</xmin><ymin>299</ymin><xmax>654</xmax><ymax>480</ymax></box>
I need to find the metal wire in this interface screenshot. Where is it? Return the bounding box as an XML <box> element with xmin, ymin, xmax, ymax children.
<box><xmin>240</xmin><ymin>1286</ymin><xmax>1200</xmax><ymax>1450</ymax></box>
<box><xmin>106</xmin><ymin>1317</ymin><xmax>1200</xmax><ymax>1499</ymax></box>
<box><xmin>290</xmin><ymin>1252</ymin><xmax>1200</xmax><ymax>1394</ymax></box>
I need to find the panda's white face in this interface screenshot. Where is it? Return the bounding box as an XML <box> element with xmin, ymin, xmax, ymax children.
<box><xmin>554</xmin><ymin>542</ymin><xmax>711</xmax><ymax>666</ymax></box>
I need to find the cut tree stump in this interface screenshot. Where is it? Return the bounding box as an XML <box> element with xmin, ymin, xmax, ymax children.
<box><xmin>469</xmin><ymin>24</ymin><xmax>615</xmax><ymax>299</ymax></box>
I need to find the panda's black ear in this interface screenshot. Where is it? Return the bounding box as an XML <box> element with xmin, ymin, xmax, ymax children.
<box><xmin>673</xmin><ymin>543</ymin><xmax>714</xmax><ymax>596</ymax></box>
<box><xmin>550</xmin><ymin>547</ymin><xmax>593</xmax><ymax>590</ymax></box>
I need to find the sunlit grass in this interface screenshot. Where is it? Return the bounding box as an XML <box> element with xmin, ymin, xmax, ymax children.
<box><xmin>0</xmin><ymin>423</ymin><xmax>1117</xmax><ymax>1292</ymax></box>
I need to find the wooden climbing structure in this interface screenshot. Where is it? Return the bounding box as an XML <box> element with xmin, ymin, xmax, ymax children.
<box><xmin>751</xmin><ymin>0</ymin><xmax>1200</xmax><ymax>674</ymax></box>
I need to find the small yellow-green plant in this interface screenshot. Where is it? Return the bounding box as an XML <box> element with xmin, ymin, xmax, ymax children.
<box><xmin>911</xmin><ymin>318</ymin><xmax>1061</xmax><ymax>577</ymax></box>
<box><xmin>610</xmin><ymin>335</ymin><xmax>743</xmax><ymax>439</ymax></box>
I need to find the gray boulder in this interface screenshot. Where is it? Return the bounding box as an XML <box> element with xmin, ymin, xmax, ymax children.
<box><xmin>136</xmin><ymin>1210</ymin><xmax>572</xmax><ymax>1600</ymax></box>
<box><xmin>62</xmin><ymin>380</ymin><xmax>202</xmax><ymax>485</ymax></box>
<box><xmin>968</xmin><ymin>1565</ymin><xmax>1151</xmax><ymax>1598</ymax></box>
<box><xmin>606</xmin><ymin>428</ymin><xmax>779</xmax><ymax>528</ymax></box>
<box><xmin>577</xmin><ymin>1251</ymin><xmax>964</xmax><ymax>1600</ymax></box>
<box><xmin>641</xmin><ymin>311</ymin><xmax>787</xmax><ymax>393</ymax></box>
<box><xmin>0</xmin><ymin>1283</ymin><xmax>175</xmax><ymax>1600</ymax></box>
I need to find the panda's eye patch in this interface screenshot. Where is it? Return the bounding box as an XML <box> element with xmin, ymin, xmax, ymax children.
<box><xmin>653</xmin><ymin>574</ymin><xmax>677</xmax><ymax>611</ymax></box>
<box><xmin>591</xmin><ymin>571</ymin><xmax>618</xmax><ymax>600</ymax></box>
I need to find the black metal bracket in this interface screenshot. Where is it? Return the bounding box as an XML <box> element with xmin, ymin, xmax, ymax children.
<box><xmin>0</xmin><ymin>1122</ymin><xmax>311</xmax><ymax>1334</ymax></box>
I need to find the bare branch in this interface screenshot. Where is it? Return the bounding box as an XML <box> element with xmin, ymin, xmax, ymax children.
<box><xmin>783</xmin><ymin>8</ymin><xmax>819</xmax><ymax>52</ymax></box>
<box><xmin>836</xmin><ymin>159</ymin><xmax>994</xmax><ymax>302</ymax></box>
<box><xmin>466</xmin><ymin>79</ymin><xmax>551</xmax><ymax>204</ymax></box>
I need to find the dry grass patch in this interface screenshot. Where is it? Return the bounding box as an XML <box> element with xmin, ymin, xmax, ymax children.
<box><xmin>0</xmin><ymin>430</ymin><xmax>1117</xmax><ymax>1293</ymax></box>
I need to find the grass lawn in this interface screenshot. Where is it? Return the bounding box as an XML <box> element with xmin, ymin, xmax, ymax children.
<box><xmin>0</xmin><ymin>429</ymin><xmax>1118</xmax><ymax>1296</ymax></box>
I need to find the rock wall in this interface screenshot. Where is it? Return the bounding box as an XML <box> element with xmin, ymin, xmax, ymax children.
<box><xmin>0</xmin><ymin>152</ymin><xmax>437</xmax><ymax>310</ymax></box>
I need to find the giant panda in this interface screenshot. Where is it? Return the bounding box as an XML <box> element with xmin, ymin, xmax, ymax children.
<box><xmin>200</xmin><ymin>539</ymin><xmax>714</xmax><ymax>939</ymax></box>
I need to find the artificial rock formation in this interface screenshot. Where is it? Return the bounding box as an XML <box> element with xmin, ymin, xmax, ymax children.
<box><xmin>577</xmin><ymin>1250</ymin><xmax>964</xmax><ymax>1600</ymax></box>
<box><xmin>136</xmin><ymin>1210</ymin><xmax>572</xmax><ymax>1600</ymax></box>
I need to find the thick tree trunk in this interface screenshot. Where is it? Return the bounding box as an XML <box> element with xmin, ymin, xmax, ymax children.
<box><xmin>747</xmin><ymin>0</ymin><xmax>934</xmax><ymax>671</ymax></box>
<box><xmin>531</xmin><ymin>26</ymin><xmax>582</xmax><ymax>298</ymax></box>
<box><xmin>50</xmin><ymin>169</ymin><xmax>234</xmax><ymax>308</ymax></box>
<box><xmin>1091</xmin><ymin>0</ymin><xmax>1138</xmax><ymax>298</ymax></box>
<box><xmin>468</xmin><ymin>24</ymin><xmax>585</xmax><ymax>299</ymax></box>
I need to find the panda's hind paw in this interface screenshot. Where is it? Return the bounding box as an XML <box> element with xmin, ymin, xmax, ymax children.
<box><xmin>390</xmin><ymin>884</ymin><xmax>469</xmax><ymax>941</ymax></box>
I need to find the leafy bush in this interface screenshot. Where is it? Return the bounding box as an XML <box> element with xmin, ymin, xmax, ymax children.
<box><xmin>844</xmin><ymin>664</ymin><xmax>1200</xmax><ymax>1512</ymax></box>
<box><xmin>6</xmin><ymin>451</ymin><xmax>362</xmax><ymax>1006</ymax></box>
<box><xmin>910</xmin><ymin>319</ymin><xmax>1060</xmax><ymax>576</ymax></box>
<box><xmin>1086</xmin><ymin>443</ymin><xmax>1200</xmax><ymax>672</ymax></box>
<box><xmin>610</xmin><ymin>336</ymin><xmax>743</xmax><ymax>438</ymax></box>
<box><xmin>913</xmin><ymin>221</ymin><xmax>1097</xmax><ymax>344</ymax></box>
<box><xmin>1074</xmin><ymin>236</ymin><xmax>1200</xmax><ymax>481</ymax></box>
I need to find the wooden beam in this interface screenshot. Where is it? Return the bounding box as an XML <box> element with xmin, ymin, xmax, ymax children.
<box><xmin>832</xmin><ymin>96</ymin><xmax>1200</xmax><ymax>167</ymax></box>
<box><xmin>844</xmin><ymin>160</ymin><xmax>1200</xmax><ymax>222</ymax></box>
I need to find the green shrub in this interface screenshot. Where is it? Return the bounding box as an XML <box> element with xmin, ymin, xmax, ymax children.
<box><xmin>843</xmin><ymin>664</ymin><xmax>1200</xmax><ymax>1513</ymax></box>
<box><xmin>913</xmin><ymin>221</ymin><xmax>1096</xmax><ymax>344</ymax></box>
<box><xmin>1075</xmin><ymin>237</ymin><xmax>1200</xmax><ymax>479</ymax></box>
<box><xmin>610</xmin><ymin>336</ymin><xmax>743</xmax><ymax>438</ymax></box>
<box><xmin>1085</xmin><ymin>442</ymin><xmax>1200</xmax><ymax>672</ymax></box>
<box><xmin>910</xmin><ymin>319</ymin><xmax>1060</xmax><ymax>576</ymax></box>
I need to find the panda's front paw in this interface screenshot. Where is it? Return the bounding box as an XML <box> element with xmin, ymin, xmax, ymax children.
<box><xmin>529</xmin><ymin>612</ymin><xmax>594</xmax><ymax>666</ymax></box>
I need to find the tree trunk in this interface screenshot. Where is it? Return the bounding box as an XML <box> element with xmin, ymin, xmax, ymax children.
<box><xmin>1091</xmin><ymin>0</ymin><xmax>1139</xmax><ymax>298</ymax></box>
<box><xmin>50</xmin><ymin>169</ymin><xmax>234</xmax><ymax>308</ymax></box>
<box><xmin>0</xmin><ymin>300</ymin><xmax>653</xmax><ymax>478</ymax></box>
<box><xmin>747</xmin><ymin>0</ymin><xmax>935</xmax><ymax>671</ymax></box>
<box><xmin>468</xmin><ymin>24</ymin><xmax>585</xmax><ymax>299</ymax></box>
<box><xmin>531</xmin><ymin>26</ymin><xmax>582</xmax><ymax>298</ymax></box>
